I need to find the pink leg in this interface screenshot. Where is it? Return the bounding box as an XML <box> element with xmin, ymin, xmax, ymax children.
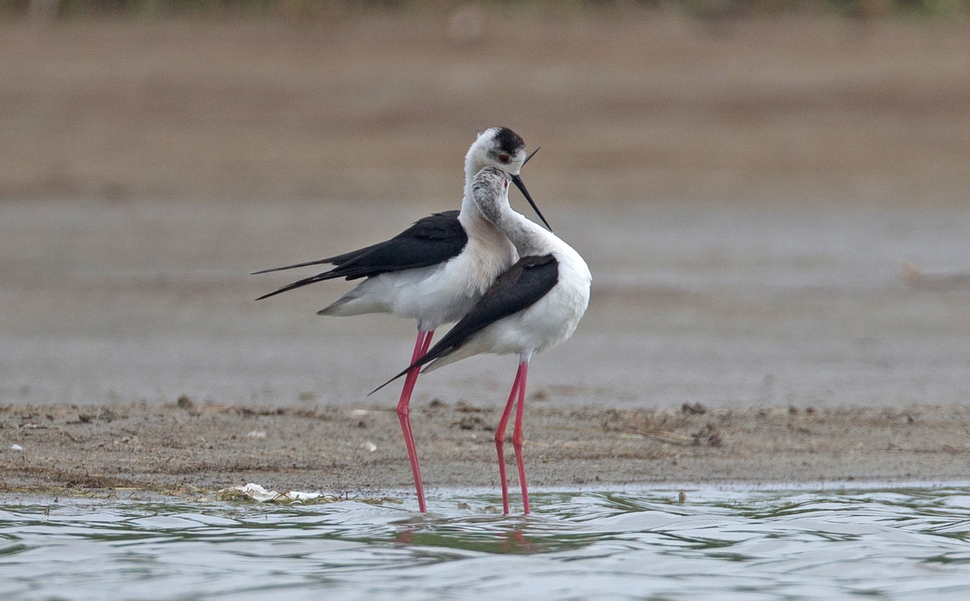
<box><xmin>397</xmin><ymin>329</ymin><xmax>434</xmax><ymax>513</ymax></box>
<box><xmin>512</xmin><ymin>360</ymin><xmax>530</xmax><ymax>514</ymax></box>
<box><xmin>494</xmin><ymin>363</ymin><xmax>526</xmax><ymax>514</ymax></box>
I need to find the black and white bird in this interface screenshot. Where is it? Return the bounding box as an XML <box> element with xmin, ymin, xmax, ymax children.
<box><xmin>374</xmin><ymin>164</ymin><xmax>591</xmax><ymax>514</ymax></box>
<box><xmin>253</xmin><ymin>128</ymin><xmax>548</xmax><ymax>513</ymax></box>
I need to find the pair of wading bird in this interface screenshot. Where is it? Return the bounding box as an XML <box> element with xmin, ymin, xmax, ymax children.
<box><xmin>255</xmin><ymin>128</ymin><xmax>590</xmax><ymax>514</ymax></box>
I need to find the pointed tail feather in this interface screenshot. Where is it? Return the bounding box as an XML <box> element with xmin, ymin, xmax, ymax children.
<box><xmin>369</xmin><ymin>365</ymin><xmax>414</xmax><ymax>397</ymax></box>
<box><xmin>369</xmin><ymin>335</ymin><xmax>466</xmax><ymax>396</ymax></box>
<box><xmin>251</xmin><ymin>257</ymin><xmax>335</xmax><ymax>275</ymax></box>
<box><xmin>254</xmin><ymin>271</ymin><xmax>342</xmax><ymax>301</ymax></box>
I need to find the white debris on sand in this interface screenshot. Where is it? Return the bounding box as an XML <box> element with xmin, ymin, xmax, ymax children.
<box><xmin>218</xmin><ymin>483</ymin><xmax>334</xmax><ymax>504</ymax></box>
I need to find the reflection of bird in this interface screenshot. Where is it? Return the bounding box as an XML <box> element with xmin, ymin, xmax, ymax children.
<box><xmin>376</xmin><ymin>165</ymin><xmax>591</xmax><ymax>514</ymax></box>
<box><xmin>253</xmin><ymin>128</ymin><xmax>547</xmax><ymax>513</ymax></box>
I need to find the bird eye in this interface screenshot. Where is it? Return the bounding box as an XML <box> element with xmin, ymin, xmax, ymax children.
<box><xmin>498</xmin><ymin>154</ymin><xmax>510</xmax><ymax>164</ymax></box>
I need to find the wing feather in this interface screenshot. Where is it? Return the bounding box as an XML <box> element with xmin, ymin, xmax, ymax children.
<box><xmin>254</xmin><ymin>210</ymin><xmax>465</xmax><ymax>300</ymax></box>
<box><xmin>371</xmin><ymin>254</ymin><xmax>558</xmax><ymax>394</ymax></box>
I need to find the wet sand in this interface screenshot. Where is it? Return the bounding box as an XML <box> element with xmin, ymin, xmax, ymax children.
<box><xmin>5</xmin><ymin>401</ymin><xmax>970</xmax><ymax>498</ymax></box>
<box><xmin>2</xmin><ymin>16</ymin><xmax>970</xmax><ymax>496</ymax></box>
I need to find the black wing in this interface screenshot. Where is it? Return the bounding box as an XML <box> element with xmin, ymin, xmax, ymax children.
<box><xmin>254</xmin><ymin>210</ymin><xmax>466</xmax><ymax>301</ymax></box>
<box><xmin>372</xmin><ymin>254</ymin><xmax>559</xmax><ymax>394</ymax></box>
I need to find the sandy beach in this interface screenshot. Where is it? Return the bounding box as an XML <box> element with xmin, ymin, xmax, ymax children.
<box><xmin>2</xmin><ymin>15</ymin><xmax>970</xmax><ymax>498</ymax></box>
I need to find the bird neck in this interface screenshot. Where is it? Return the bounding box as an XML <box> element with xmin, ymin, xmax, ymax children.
<box><xmin>488</xmin><ymin>199</ymin><xmax>552</xmax><ymax>258</ymax></box>
<box><xmin>468</xmin><ymin>168</ymin><xmax>552</xmax><ymax>258</ymax></box>
<box><xmin>463</xmin><ymin>138</ymin><xmax>489</xmax><ymax>184</ymax></box>
<box><xmin>459</xmin><ymin>184</ymin><xmax>516</xmax><ymax>252</ymax></box>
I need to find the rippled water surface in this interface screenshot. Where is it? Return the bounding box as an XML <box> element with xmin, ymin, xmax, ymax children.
<box><xmin>3</xmin><ymin>486</ymin><xmax>970</xmax><ymax>600</ymax></box>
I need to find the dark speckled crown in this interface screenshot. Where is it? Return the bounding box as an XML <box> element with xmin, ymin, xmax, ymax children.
<box><xmin>493</xmin><ymin>127</ymin><xmax>525</xmax><ymax>155</ymax></box>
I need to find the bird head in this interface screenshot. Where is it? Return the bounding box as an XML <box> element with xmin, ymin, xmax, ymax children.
<box><xmin>465</xmin><ymin>127</ymin><xmax>551</xmax><ymax>231</ymax></box>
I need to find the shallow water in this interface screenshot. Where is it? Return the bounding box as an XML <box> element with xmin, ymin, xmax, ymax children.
<box><xmin>3</xmin><ymin>486</ymin><xmax>970</xmax><ymax>600</ymax></box>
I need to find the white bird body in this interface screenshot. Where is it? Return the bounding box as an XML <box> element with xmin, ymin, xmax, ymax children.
<box><xmin>420</xmin><ymin>167</ymin><xmax>591</xmax><ymax>371</ymax></box>
<box><xmin>422</xmin><ymin>243</ymin><xmax>589</xmax><ymax>367</ymax></box>
<box><xmin>319</xmin><ymin>216</ymin><xmax>515</xmax><ymax>331</ymax></box>
<box><xmin>318</xmin><ymin>228</ymin><xmax>518</xmax><ymax>331</ymax></box>
<box><xmin>458</xmin><ymin>257</ymin><xmax>587</xmax><ymax>356</ymax></box>
<box><xmin>317</xmin><ymin>137</ymin><xmax>528</xmax><ymax>330</ymax></box>
<box><xmin>376</xmin><ymin>165</ymin><xmax>590</xmax><ymax>515</ymax></box>
<box><xmin>255</xmin><ymin>127</ymin><xmax>547</xmax><ymax>514</ymax></box>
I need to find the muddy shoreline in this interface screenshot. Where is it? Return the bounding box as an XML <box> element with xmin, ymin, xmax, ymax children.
<box><xmin>4</xmin><ymin>401</ymin><xmax>970</xmax><ymax>501</ymax></box>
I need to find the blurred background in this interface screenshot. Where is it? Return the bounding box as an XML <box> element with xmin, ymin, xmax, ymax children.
<box><xmin>1</xmin><ymin>1</ymin><xmax>969</xmax><ymax>409</ymax></box>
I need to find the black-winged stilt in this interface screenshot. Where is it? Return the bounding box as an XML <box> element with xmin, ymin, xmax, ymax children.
<box><xmin>374</xmin><ymin>164</ymin><xmax>591</xmax><ymax>514</ymax></box>
<box><xmin>254</xmin><ymin>128</ymin><xmax>548</xmax><ymax>513</ymax></box>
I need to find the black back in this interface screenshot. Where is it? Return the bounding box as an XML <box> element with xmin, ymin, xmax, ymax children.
<box><xmin>255</xmin><ymin>210</ymin><xmax>467</xmax><ymax>301</ymax></box>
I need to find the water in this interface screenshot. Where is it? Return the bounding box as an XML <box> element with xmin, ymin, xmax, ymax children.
<box><xmin>3</xmin><ymin>486</ymin><xmax>970</xmax><ymax>600</ymax></box>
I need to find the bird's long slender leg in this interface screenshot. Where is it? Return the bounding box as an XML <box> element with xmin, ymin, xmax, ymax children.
<box><xmin>418</xmin><ymin>328</ymin><xmax>434</xmax><ymax>356</ymax></box>
<box><xmin>397</xmin><ymin>329</ymin><xmax>434</xmax><ymax>513</ymax></box>
<box><xmin>512</xmin><ymin>360</ymin><xmax>530</xmax><ymax>515</ymax></box>
<box><xmin>494</xmin><ymin>363</ymin><xmax>526</xmax><ymax>514</ymax></box>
